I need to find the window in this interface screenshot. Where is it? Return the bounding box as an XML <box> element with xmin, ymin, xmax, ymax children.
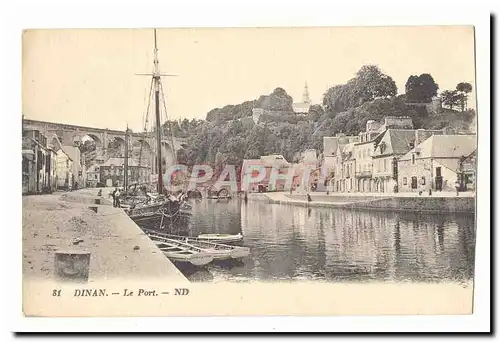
<box><xmin>412</xmin><ymin>154</ymin><xmax>416</xmax><ymax>165</ymax></box>
<box><xmin>403</xmin><ymin>177</ymin><xmax>407</xmax><ymax>185</ymax></box>
<box><xmin>421</xmin><ymin>177</ymin><xmax>426</xmax><ymax>185</ymax></box>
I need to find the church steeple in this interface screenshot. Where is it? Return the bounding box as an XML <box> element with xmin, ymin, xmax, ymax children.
<box><xmin>302</xmin><ymin>81</ymin><xmax>311</xmax><ymax>104</ymax></box>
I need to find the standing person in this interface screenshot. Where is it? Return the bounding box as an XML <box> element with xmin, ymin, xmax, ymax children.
<box><xmin>112</xmin><ymin>188</ymin><xmax>117</xmax><ymax>207</ymax></box>
<box><xmin>455</xmin><ymin>180</ymin><xmax>461</xmax><ymax>196</ymax></box>
<box><xmin>115</xmin><ymin>188</ymin><xmax>121</xmax><ymax>208</ymax></box>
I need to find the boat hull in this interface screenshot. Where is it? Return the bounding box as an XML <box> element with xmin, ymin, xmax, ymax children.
<box><xmin>131</xmin><ymin>212</ymin><xmax>190</xmax><ymax>230</ymax></box>
<box><xmin>165</xmin><ymin>252</ymin><xmax>214</xmax><ymax>266</ymax></box>
<box><xmin>197</xmin><ymin>234</ymin><xmax>243</xmax><ymax>243</ymax></box>
<box><xmin>146</xmin><ymin>231</ymin><xmax>250</xmax><ymax>261</ymax></box>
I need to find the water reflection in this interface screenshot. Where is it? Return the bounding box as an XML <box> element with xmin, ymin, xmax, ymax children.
<box><xmin>183</xmin><ymin>199</ymin><xmax>475</xmax><ymax>283</ymax></box>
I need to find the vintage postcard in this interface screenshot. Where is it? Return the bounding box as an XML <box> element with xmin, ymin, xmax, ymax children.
<box><xmin>21</xmin><ymin>25</ymin><xmax>479</xmax><ymax>319</ymax></box>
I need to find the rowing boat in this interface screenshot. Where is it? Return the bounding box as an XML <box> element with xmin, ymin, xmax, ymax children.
<box><xmin>153</xmin><ymin>239</ymin><xmax>214</xmax><ymax>266</ymax></box>
<box><xmin>197</xmin><ymin>233</ymin><xmax>243</xmax><ymax>243</ymax></box>
<box><xmin>146</xmin><ymin>231</ymin><xmax>250</xmax><ymax>260</ymax></box>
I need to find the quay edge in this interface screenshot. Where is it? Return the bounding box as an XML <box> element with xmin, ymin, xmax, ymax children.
<box><xmin>22</xmin><ymin>189</ymin><xmax>188</xmax><ymax>283</ymax></box>
<box><xmin>248</xmin><ymin>192</ymin><xmax>475</xmax><ymax>214</ymax></box>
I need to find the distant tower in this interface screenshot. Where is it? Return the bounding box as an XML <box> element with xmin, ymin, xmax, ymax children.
<box><xmin>303</xmin><ymin>81</ymin><xmax>311</xmax><ymax>104</ymax></box>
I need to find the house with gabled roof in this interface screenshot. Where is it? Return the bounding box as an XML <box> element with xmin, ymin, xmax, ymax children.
<box><xmin>397</xmin><ymin>134</ymin><xmax>477</xmax><ymax>193</ymax></box>
<box><xmin>372</xmin><ymin>128</ymin><xmax>443</xmax><ymax>193</ymax></box>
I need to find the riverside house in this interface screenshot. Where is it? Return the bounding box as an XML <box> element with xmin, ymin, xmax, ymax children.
<box><xmin>323</xmin><ymin>134</ymin><xmax>359</xmax><ymax>192</ymax></box>
<box><xmin>22</xmin><ymin>129</ymin><xmax>57</xmax><ymax>194</ymax></box>
<box><xmin>86</xmin><ymin>164</ymin><xmax>101</xmax><ymax>188</ymax></box>
<box><xmin>241</xmin><ymin>154</ymin><xmax>291</xmax><ymax>192</ymax></box>
<box><xmin>371</xmin><ymin>128</ymin><xmax>444</xmax><ymax>193</ymax></box>
<box><xmin>98</xmin><ymin>157</ymin><xmax>151</xmax><ymax>188</ymax></box>
<box><xmin>397</xmin><ymin>134</ymin><xmax>477</xmax><ymax>193</ymax></box>
<box><xmin>62</xmin><ymin>145</ymin><xmax>86</xmax><ymax>189</ymax></box>
<box><xmin>55</xmin><ymin>148</ymin><xmax>73</xmax><ymax>190</ymax></box>
<box><xmin>323</xmin><ymin>116</ymin><xmax>458</xmax><ymax>194</ymax></box>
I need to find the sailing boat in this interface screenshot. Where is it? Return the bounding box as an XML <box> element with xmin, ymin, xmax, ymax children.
<box><xmin>122</xmin><ymin>29</ymin><xmax>192</xmax><ymax>231</ymax></box>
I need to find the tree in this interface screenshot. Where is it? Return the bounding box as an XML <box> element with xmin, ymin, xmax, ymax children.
<box><xmin>353</xmin><ymin>65</ymin><xmax>397</xmax><ymax>102</ymax></box>
<box><xmin>307</xmin><ymin>104</ymin><xmax>324</xmax><ymax>121</ymax></box>
<box><xmin>456</xmin><ymin>82</ymin><xmax>473</xmax><ymax>111</ymax></box>
<box><xmin>322</xmin><ymin>65</ymin><xmax>397</xmax><ymax>117</ymax></box>
<box><xmin>404</xmin><ymin>73</ymin><xmax>439</xmax><ymax>103</ymax></box>
<box><xmin>440</xmin><ymin>90</ymin><xmax>462</xmax><ymax>110</ymax></box>
<box><xmin>255</xmin><ymin>87</ymin><xmax>294</xmax><ymax>112</ymax></box>
<box><xmin>79</xmin><ymin>139</ymin><xmax>96</xmax><ymax>154</ymax></box>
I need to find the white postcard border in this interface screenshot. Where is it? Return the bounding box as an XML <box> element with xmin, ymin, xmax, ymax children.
<box><xmin>3</xmin><ymin>0</ymin><xmax>492</xmax><ymax>333</ymax></box>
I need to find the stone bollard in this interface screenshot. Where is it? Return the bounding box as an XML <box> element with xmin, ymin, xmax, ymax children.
<box><xmin>88</xmin><ymin>206</ymin><xmax>98</xmax><ymax>213</ymax></box>
<box><xmin>54</xmin><ymin>250</ymin><xmax>91</xmax><ymax>283</ymax></box>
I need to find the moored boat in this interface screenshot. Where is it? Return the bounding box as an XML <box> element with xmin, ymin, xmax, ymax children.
<box><xmin>121</xmin><ymin>28</ymin><xmax>192</xmax><ymax>229</ymax></box>
<box><xmin>197</xmin><ymin>233</ymin><xmax>243</xmax><ymax>243</ymax></box>
<box><xmin>146</xmin><ymin>231</ymin><xmax>250</xmax><ymax>260</ymax></box>
<box><xmin>153</xmin><ymin>239</ymin><xmax>214</xmax><ymax>266</ymax></box>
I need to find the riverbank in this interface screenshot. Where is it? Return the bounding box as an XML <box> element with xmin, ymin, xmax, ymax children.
<box><xmin>250</xmin><ymin>191</ymin><xmax>475</xmax><ymax>213</ymax></box>
<box><xmin>22</xmin><ymin>189</ymin><xmax>188</xmax><ymax>282</ymax></box>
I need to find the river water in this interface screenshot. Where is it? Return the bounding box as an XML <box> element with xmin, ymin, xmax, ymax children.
<box><xmin>179</xmin><ymin>198</ymin><xmax>476</xmax><ymax>283</ymax></box>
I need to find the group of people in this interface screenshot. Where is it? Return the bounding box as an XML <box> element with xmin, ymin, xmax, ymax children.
<box><xmin>111</xmin><ymin>188</ymin><xmax>121</xmax><ymax>208</ymax></box>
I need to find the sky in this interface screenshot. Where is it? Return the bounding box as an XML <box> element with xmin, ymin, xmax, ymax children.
<box><xmin>22</xmin><ymin>26</ymin><xmax>476</xmax><ymax>132</ymax></box>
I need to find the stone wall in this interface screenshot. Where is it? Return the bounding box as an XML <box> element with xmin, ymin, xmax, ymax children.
<box><xmin>345</xmin><ymin>196</ymin><xmax>475</xmax><ymax>213</ymax></box>
<box><xmin>398</xmin><ymin>158</ymin><xmax>433</xmax><ymax>192</ymax></box>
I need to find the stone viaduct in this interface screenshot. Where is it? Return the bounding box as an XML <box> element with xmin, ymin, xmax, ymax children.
<box><xmin>23</xmin><ymin>118</ymin><xmax>189</xmax><ymax>168</ymax></box>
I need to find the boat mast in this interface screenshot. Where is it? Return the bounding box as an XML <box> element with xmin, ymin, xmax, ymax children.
<box><xmin>153</xmin><ymin>29</ymin><xmax>163</xmax><ymax>194</ymax></box>
<box><xmin>136</xmin><ymin>28</ymin><xmax>177</xmax><ymax>194</ymax></box>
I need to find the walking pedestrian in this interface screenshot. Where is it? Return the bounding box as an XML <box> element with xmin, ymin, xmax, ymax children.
<box><xmin>455</xmin><ymin>180</ymin><xmax>461</xmax><ymax>196</ymax></box>
<box><xmin>115</xmin><ymin>188</ymin><xmax>121</xmax><ymax>208</ymax></box>
<box><xmin>112</xmin><ymin>188</ymin><xmax>117</xmax><ymax>207</ymax></box>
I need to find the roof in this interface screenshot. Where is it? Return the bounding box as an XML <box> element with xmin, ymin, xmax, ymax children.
<box><xmin>62</xmin><ymin>145</ymin><xmax>80</xmax><ymax>162</ymax></box>
<box><xmin>400</xmin><ymin>135</ymin><xmax>477</xmax><ymax>161</ymax></box>
<box><xmin>382</xmin><ymin>129</ymin><xmax>416</xmax><ymax>155</ymax></box>
<box><xmin>56</xmin><ymin>148</ymin><xmax>73</xmax><ymax>161</ymax></box>
<box><xmin>259</xmin><ymin>154</ymin><xmax>289</xmax><ymax>167</ymax></box>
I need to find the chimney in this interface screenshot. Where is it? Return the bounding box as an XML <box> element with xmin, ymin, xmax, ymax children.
<box><xmin>414</xmin><ymin>129</ymin><xmax>431</xmax><ymax>146</ymax></box>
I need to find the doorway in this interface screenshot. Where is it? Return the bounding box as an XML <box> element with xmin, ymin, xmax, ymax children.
<box><xmin>411</xmin><ymin>176</ymin><xmax>418</xmax><ymax>189</ymax></box>
<box><xmin>435</xmin><ymin>167</ymin><xmax>443</xmax><ymax>191</ymax></box>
